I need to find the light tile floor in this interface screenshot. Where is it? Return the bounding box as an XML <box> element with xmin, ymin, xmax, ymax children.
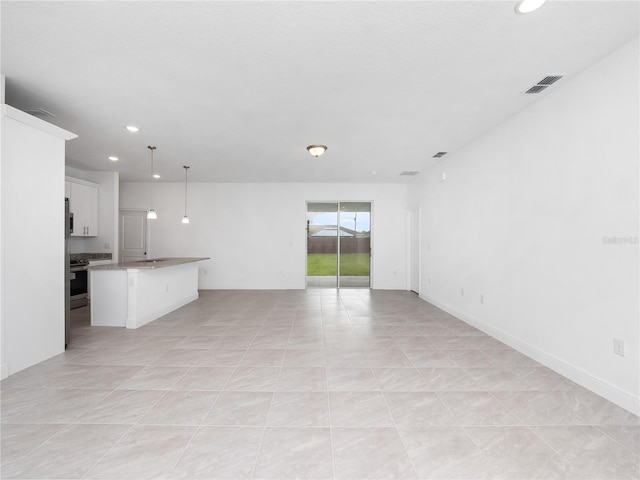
<box><xmin>1</xmin><ymin>289</ymin><xmax>638</xmax><ymax>479</ymax></box>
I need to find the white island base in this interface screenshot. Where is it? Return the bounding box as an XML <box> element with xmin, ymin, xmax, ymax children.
<box><xmin>90</xmin><ymin>258</ymin><xmax>207</xmax><ymax>329</ymax></box>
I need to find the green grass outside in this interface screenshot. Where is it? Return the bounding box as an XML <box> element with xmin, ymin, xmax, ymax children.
<box><xmin>307</xmin><ymin>253</ymin><xmax>370</xmax><ymax>276</ymax></box>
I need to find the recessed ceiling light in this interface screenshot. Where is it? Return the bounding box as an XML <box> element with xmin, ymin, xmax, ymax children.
<box><xmin>108</xmin><ymin>156</ymin><xmax>119</xmax><ymax>161</ymax></box>
<box><xmin>125</xmin><ymin>125</ymin><xmax>140</xmax><ymax>133</ymax></box>
<box><xmin>515</xmin><ymin>0</ymin><xmax>546</xmax><ymax>14</ymax></box>
<box><xmin>153</xmin><ymin>174</ymin><xmax>161</xmax><ymax>179</ymax></box>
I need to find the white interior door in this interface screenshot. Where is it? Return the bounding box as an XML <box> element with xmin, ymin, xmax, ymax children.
<box><xmin>120</xmin><ymin>210</ymin><xmax>147</xmax><ymax>262</ymax></box>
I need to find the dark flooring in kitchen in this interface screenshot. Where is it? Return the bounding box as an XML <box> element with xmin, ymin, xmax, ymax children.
<box><xmin>1</xmin><ymin>289</ymin><xmax>638</xmax><ymax>479</ymax></box>
<box><xmin>70</xmin><ymin>304</ymin><xmax>91</xmax><ymax>330</ymax></box>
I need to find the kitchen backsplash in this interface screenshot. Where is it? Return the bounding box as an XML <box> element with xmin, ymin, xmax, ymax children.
<box><xmin>70</xmin><ymin>253</ymin><xmax>112</xmax><ymax>261</ymax></box>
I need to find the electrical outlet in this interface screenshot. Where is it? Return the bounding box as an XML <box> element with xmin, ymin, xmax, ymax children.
<box><xmin>613</xmin><ymin>338</ymin><xmax>625</xmax><ymax>357</ymax></box>
<box><xmin>480</xmin><ymin>294</ymin><xmax>485</xmax><ymax>304</ymax></box>
<box><xmin>460</xmin><ymin>288</ymin><xmax>465</xmax><ymax>296</ymax></box>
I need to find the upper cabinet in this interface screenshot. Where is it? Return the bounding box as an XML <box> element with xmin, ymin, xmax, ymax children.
<box><xmin>67</xmin><ymin>177</ymin><xmax>99</xmax><ymax>237</ymax></box>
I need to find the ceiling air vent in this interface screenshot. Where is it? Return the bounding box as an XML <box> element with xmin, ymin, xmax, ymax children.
<box><xmin>24</xmin><ymin>107</ymin><xmax>56</xmax><ymax>118</ymax></box>
<box><xmin>523</xmin><ymin>74</ymin><xmax>564</xmax><ymax>94</ymax></box>
<box><xmin>524</xmin><ymin>85</ymin><xmax>548</xmax><ymax>94</ymax></box>
<box><xmin>432</xmin><ymin>152</ymin><xmax>448</xmax><ymax>158</ymax></box>
<box><xmin>400</xmin><ymin>171</ymin><xmax>419</xmax><ymax>176</ymax></box>
<box><xmin>538</xmin><ymin>75</ymin><xmax>563</xmax><ymax>86</ymax></box>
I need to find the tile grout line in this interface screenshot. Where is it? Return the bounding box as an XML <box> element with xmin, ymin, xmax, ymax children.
<box><xmin>5</xmin><ymin>291</ymin><xmax>639</xmax><ymax>479</ymax></box>
<box><xmin>325</xmin><ymin>292</ymin><xmax>350</xmax><ymax>480</ymax></box>
<box><xmin>121</xmin><ymin>307</ymin><xmax>252</xmax><ymax>478</ymax></box>
<box><xmin>523</xmin><ymin>424</ymin><xmax>589</xmax><ymax>477</ymax></box>
<box><xmin>593</xmin><ymin>424</ymin><xmax>640</xmax><ymax>457</ymax></box>
<box><xmin>80</xmin><ymin>422</ymin><xmax>136</xmax><ymax>478</ymax></box>
<box><xmin>248</xmin><ymin>303</ymin><xmax>294</xmax><ymax>479</ymax></box>
<box><xmin>82</xmin><ymin>327</ymin><xmax>208</xmax><ymax>478</ymax></box>
<box><xmin>349</xmin><ymin>294</ymin><xmax>421</xmax><ymax>480</ymax></box>
<box><xmin>459</xmin><ymin>424</ymin><xmax>499</xmax><ymax>478</ymax></box>
<box><xmin>163</xmin><ymin>357</ymin><xmax>226</xmax><ymax>479</ymax></box>
<box><xmin>0</xmin><ymin>423</ymin><xmax>65</xmax><ymax>471</ymax></box>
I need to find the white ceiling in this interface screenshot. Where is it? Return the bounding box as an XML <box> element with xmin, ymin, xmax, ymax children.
<box><xmin>2</xmin><ymin>1</ymin><xmax>638</xmax><ymax>183</ymax></box>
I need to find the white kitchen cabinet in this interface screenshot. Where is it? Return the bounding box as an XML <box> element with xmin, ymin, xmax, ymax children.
<box><xmin>84</xmin><ymin>185</ymin><xmax>98</xmax><ymax>235</ymax></box>
<box><xmin>67</xmin><ymin>177</ymin><xmax>99</xmax><ymax>237</ymax></box>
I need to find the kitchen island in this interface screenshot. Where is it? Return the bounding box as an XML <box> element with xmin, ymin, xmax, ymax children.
<box><xmin>89</xmin><ymin>257</ymin><xmax>208</xmax><ymax>329</ymax></box>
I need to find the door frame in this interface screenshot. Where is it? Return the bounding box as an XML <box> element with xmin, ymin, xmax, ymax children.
<box><xmin>305</xmin><ymin>200</ymin><xmax>373</xmax><ymax>289</ymax></box>
<box><xmin>408</xmin><ymin>207</ymin><xmax>421</xmax><ymax>294</ymax></box>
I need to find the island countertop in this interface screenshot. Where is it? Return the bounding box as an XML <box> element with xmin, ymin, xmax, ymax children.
<box><xmin>89</xmin><ymin>257</ymin><xmax>209</xmax><ymax>270</ymax></box>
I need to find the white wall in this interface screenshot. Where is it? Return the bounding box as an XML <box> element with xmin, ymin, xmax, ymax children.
<box><xmin>1</xmin><ymin>105</ymin><xmax>76</xmax><ymax>375</ymax></box>
<box><xmin>408</xmin><ymin>38</ymin><xmax>639</xmax><ymax>414</ymax></box>
<box><xmin>120</xmin><ymin>182</ymin><xmax>408</xmax><ymax>290</ymax></box>
<box><xmin>0</xmin><ymin>77</ymin><xmax>5</xmax><ymax>378</ymax></box>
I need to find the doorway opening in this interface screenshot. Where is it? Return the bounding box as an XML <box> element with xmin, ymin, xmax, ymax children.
<box><xmin>306</xmin><ymin>202</ymin><xmax>371</xmax><ymax>288</ymax></box>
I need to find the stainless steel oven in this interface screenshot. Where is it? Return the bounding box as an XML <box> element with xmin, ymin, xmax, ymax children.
<box><xmin>70</xmin><ymin>259</ymin><xmax>89</xmax><ymax>309</ymax></box>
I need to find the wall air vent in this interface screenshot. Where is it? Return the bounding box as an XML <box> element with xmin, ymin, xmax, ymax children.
<box><xmin>432</xmin><ymin>152</ymin><xmax>448</xmax><ymax>158</ymax></box>
<box><xmin>24</xmin><ymin>107</ymin><xmax>56</xmax><ymax>118</ymax></box>
<box><xmin>523</xmin><ymin>74</ymin><xmax>564</xmax><ymax>94</ymax></box>
<box><xmin>400</xmin><ymin>171</ymin><xmax>419</xmax><ymax>176</ymax></box>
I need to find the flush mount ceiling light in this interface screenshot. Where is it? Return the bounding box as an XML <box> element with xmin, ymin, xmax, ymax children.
<box><xmin>125</xmin><ymin>125</ymin><xmax>140</xmax><ymax>133</ymax></box>
<box><xmin>307</xmin><ymin>145</ymin><xmax>327</xmax><ymax>157</ymax></box>
<box><xmin>182</xmin><ymin>166</ymin><xmax>190</xmax><ymax>224</ymax></box>
<box><xmin>147</xmin><ymin>145</ymin><xmax>158</xmax><ymax>220</ymax></box>
<box><xmin>515</xmin><ymin>0</ymin><xmax>546</xmax><ymax>14</ymax></box>
<box><xmin>153</xmin><ymin>174</ymin><xmax>161</xmax><ymax>179</ymax></box>
<box><xmin>108</xmin><ymin>156</ymin><xmax>119</xmax><ymax>161</ymax></box>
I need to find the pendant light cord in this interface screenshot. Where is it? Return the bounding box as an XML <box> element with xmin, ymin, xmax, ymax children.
<box><xmin>150</xmin><ymin>150</ymin><xmax>154</xmax><ymax>207</ymax></box>
<box><xmin>183</xmin><ymin>166</ymin><xmax>189</xmax><ymax>216</ymax></box>
<box><xmin>148</xmin><ymin>146</ymin><xmax>156</xmax><ymax>209</ymax></box>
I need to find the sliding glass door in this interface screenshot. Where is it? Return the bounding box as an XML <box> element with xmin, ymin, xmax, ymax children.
<box><xmin>306</xmin><ymin>202</ymin><xmax>371</xmax><ymax>288</ymax></box>
<box><xmin>338</xmin><ymin>202</ymin><xmax>371</xmax><ymax>287</ymax></box>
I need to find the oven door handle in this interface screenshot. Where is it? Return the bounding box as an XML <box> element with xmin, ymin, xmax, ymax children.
<box><xmin>70</xmin><ymin>266</ymin><xmax>88</xmax><ymax>273</ymax></box>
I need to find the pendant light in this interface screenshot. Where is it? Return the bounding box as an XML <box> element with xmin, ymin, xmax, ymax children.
<box><xmin>147</xmin><ymin>145</ymin><xmax>157</xmax><ymax>220</ymax></box>
<box><xmin>182</xmin><ymin>165</ymin><xmax>190</xmax><ymax>224</ymax></box>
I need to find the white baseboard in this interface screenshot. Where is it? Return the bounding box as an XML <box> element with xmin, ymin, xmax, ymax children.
<box><xmin>1</xmin><ymin>363</ymin><xmax>8</xmax><ymax>380</ymax></box>
<box><xmin>420</xmin><ymin>293</ymin><xmax>640</xmax><ymax>417</ymax></box>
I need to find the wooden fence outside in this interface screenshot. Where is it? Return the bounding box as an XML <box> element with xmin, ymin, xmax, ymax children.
<box><xmin>307</xmin><ymin>236</ymin><xmax>370</xmax><ymax>254</ymax></box>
